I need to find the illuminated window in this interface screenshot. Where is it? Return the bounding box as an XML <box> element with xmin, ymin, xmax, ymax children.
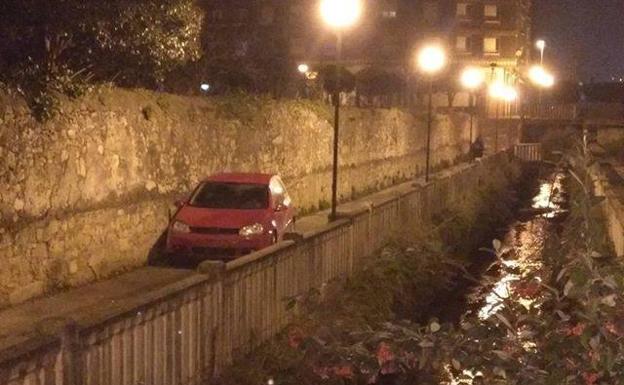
<box><xmin>382</xmin><ymin>10</ymin><xmax>397</xmax><ymax>18</ymax></box>
<box><xmin>484</xmin><ymin>37</ymin><xmax>498</xmax><ymax>54</ymax></box>
<box><xmin>484</xmin><ymin>4</ymin><xmax>498</xmax><ymax>17</ymax></box>
<box><xmin>457</xmin><ymin>3</ymin><xmax>468</xmax><ymax>16</ymax></box>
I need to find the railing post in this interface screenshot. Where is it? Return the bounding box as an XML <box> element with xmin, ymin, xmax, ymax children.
<box><xmin>61</xmin><ymin>320</ymin><xmax>82</xmax><ymax>385</ymax></box>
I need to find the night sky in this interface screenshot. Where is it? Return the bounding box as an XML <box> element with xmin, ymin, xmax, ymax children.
<box><xmin>533</xmin><ymin>0</ymin><xmax>624</xmax><ymax>82</ymax></box>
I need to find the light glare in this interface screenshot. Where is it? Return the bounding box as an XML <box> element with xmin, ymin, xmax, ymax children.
<box><xmin>536</xmin><ymin>39</ymin><xmax>546</xmax><ymax>51</ymax></box>
<box><xmin>460</xmin><ymin>67</ymin><xmax>485</xmax><ymax>90</ymax></box>
<box><xmin>529</xmin><ymin>65</ymin><xmax>555</xmax><ymax>88</ymax></box>
<box><xmin>320</xmin><ymin>0</ymin><xmax>362</xmax><ymax>28</ymax></box>
<box><xmin>417</xmin><ymin>45</ymin><xmax>446</xmax><ymax>74</ymax></box>
<box><xmin>298</xmin><ymin>64</ymin><xmax>310</xmax><ymax>74</ymax></box>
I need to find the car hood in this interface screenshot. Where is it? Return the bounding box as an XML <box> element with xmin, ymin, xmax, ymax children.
<box><xmin>175</xmin><ymin>205</ymin><xmax>270</xmax><ymax>229</ymax></box>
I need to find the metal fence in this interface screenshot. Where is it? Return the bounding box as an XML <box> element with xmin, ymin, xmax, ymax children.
<box><xmin>0</xmin><ymin>154</ymin><xmax>510</xmax><ymax>385</ymax></box>
<box><xmin>514</xmin><ymin>143</ymin><xmax>542</xmax><ymax>162</ymax></box>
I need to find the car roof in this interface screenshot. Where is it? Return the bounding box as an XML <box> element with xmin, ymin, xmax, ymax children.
<box><xmin>204</xmin><ymin>172</ymin><xmax>275</xmax><ymax>184</ymax></box>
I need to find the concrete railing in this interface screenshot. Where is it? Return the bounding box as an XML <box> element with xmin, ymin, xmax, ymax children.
<box><xmin>514</xmin><ymin>143</ymin><xmax>543</xmax><ymax>162</ymax></box>
<box><xmin>0</xmin><ymin>153</ymin><xmax>512</xmax><ymax>385</ymax></box>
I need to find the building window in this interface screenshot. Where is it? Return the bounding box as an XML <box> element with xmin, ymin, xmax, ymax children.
<box><xmin>483</xmin><ymin>37</ymin><xmax>498</xmax><ymax>54</ymax></box>
<box><xmin>382</xmin><ymin>10</ymin><xmax>397</xmax><ymax>18</ymax></box>
<box><xmin>456</xmin><ymin>3</ymin><xmax>468</xmax><ymax>16</ymax></box>
<box><xmin>484</xmin><ymin>4</ymin><xmax>498</xmax><ymax>17</ymax></box>
<box><xmin>456</xmin><ymin>36</ymin><xmax>468</xmax><ymax>51</ymax></box>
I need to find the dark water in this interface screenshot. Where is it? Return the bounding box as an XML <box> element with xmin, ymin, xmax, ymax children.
<box><xmin>424</xmin><ymin>166</ymin><xmax>568</xmax><ymax>384</ymax></box>
<box><xmin>430</xmin><ymin>165</ymin><xmax>568</xmax><ymax>324</ymax></box>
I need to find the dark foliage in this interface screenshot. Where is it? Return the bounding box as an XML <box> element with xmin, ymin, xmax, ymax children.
<box><xmin>0</xmin><ymin>0</ymin><xmax>202</xmax><ymax>118</ymax></box>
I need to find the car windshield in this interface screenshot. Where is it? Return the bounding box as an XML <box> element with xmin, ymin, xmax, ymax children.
<box><xmin>189</xmin><ymin>182</ymin><xmax>269</xmax><ymax>209</ymax></box>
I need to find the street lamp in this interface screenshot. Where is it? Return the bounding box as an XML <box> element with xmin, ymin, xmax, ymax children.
<box><xmin>298</xmin><ymin>63</ymin><xmax>310</xmax><ymax>74</ymax></box>
<box><xmin>489</xmin><ymin>83</ymin><xmax>518</xmax><ymax>152</ymax></box>
<box><xmin>417</xmin><ymin>44</ymin><xmax>447</xmax><ymax>183</ymax></box>
<box><xmin>460</xmin><ymin>67</ymin><xmax>485</xmax><ymax>146</ymax></box>
<box><xmin>529</xmin><ymin>65</ymin><xmax>554</xmax><ymax>116</ymax></box>
<box><xmin>529</xmin><ymin>65</ymin><xmax>554</xmax><ymax>88</ymax></box>
<box><xmin>320</xmin><ymin>0</ymin><xmax>362</xmax><ymax>220</ymax></box>
<box><xmin>535</xmin><ymin>39</ymin><xmax>546</xmax><ymax>65</ymax></box>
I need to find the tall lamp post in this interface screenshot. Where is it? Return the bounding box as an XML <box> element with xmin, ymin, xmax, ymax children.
<box><xmin>489</xmin><ymin>82</ymin><xmax>518</xmax><ymax>152</ymax></box>
<box><xmin>320</xmin><ymin>0</ymin><xmax>362</xmax><ymax>220</ymax></box>
<box><xmin>460</xmin><ymin>67</ymin><xmax>485</xmax><ymax>147</ymax></box>
<box><xmin>535</xmin><ymin>39</ymin><xmax>546</xmax><ymax>107</ymax></box>
<box><xmin>536</xmin><ymin>39</ymin><xmax>546</xmax><ymax>65</ymax></box>
<box><xmin>529</xmin><ymin>65</ymin><xmax>555</xmax><ymax>117</ymax></box>
<box><xmin>417</xmin><ymin>44</ymin><xmax>447</xmax><ymax>183</ymax></box>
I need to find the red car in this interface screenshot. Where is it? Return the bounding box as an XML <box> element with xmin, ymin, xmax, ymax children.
<box><xmin>166</xmin><ymin>173</ymin><xmax>296</xmax><ymax>260</ymax></box>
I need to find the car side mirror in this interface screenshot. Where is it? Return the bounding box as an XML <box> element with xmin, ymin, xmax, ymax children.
<box><xmin>175</xmin><ymin>199</ymin><xmax>186</xmax><ymax>209</ymax></box>
<box><xmin>274</xmin><ymin>203</ymin><xmax>286</xmax><ymax>212</ymax></box>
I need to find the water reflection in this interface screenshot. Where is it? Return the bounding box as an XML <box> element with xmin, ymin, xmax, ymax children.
<box><xmin>446</xmin><ymin>171</ymin><xmax>567</xmax><ymax>385</ymax></box>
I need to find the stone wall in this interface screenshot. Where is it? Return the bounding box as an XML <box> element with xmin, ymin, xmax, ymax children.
<box><xmin>0</xmin><ymin>87</ymin><xmax>480</xmax><ymax>307</ymax></box>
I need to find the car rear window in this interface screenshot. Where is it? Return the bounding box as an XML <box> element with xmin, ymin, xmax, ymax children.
<box><xmin>189</xmin><ymin>182</ymin><xmax>269</xmax><ymax>209</ymax></box>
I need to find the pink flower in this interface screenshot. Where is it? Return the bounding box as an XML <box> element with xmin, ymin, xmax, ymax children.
<box><xmin>566</xmin><ymin>323</ymin><xmax>586</xmax><ymax>337</ymax></box>
<box><xmin>582</xmin><ymin>372</ymin><xmax>599</xmax><ymax>385</ymax></box>
<box><xmin>376</xmin><ymin>342</ymin><xmax>394</xmax><ymax>366</ymax></box>
<box><xmin>287</xmin><ymin>327</ymin><xmax>304</xmax><ymax>348</ymax></box>
<box><xmin>333</xmin><ymin>364</ymin><xmax>354</xmax><ymax>379</ymax></box>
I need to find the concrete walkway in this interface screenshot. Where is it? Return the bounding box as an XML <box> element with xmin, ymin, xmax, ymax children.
<box><xmin>0</xmin><ymin>159</ymin><xmax>481</xmax><ymax>359</ymax></box>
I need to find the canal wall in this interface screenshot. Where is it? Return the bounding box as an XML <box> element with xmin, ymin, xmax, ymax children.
<box><xmin>592</xmin><ymin>163</ymin><xmax>624</xmax><ymax>257</ymax></box>
<box><xmin>0</xmin><ymin>87</ymin><xmax>518</xmax><ymax>308</ymax></box>
<box><xmin>0</xmin><ymin>152</ymin><xmax>520</xmax><ymax>385</ymax></box>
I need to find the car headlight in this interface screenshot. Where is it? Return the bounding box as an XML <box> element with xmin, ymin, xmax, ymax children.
<box><xmin>171</xmin><ymin>220</ymin><xmax>191</xmax><ymax>234</ymax></box>
<box><xmin>239</xmin><ymin>223</ymin><xmax>264</xmax><ymax>238</ymax></box>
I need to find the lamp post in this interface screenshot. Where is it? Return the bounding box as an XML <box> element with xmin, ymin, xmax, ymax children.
<box><xmin>460</xmin><ymin>67</ymin><xmax>485</xmax><ymax>146</ymax></box>
<box><xmin>320</xmin><ymin>0</ymin><xmax>362</xmax><ymax>221</ymax></box>
<box><xmin>489</xmin><ymin>83</ymin><xmax>518</xmax><ymax>152</ymax></box>
<box><xmin>535</xmin><ymin>40</ymin><xmax>546</xmax><ymax>108</ymax></box>
<box><xmin>529</xmin><ymin>65</ymin><xmax>554</xmax><ymax>117</ymax></box>
<box><xmin>417</xmin><ymin>44</ymin><xmax>446</xmax><ymax>183</ymax></box>
<box><xmin>536</xmin><ymin>39</ymin><xmax>546</xmax><ymax>65</ymax></box>
<box><xmin>297</xmin><ymin>63</ymin><xmax>310</xmax><ymax>98</ymax></box>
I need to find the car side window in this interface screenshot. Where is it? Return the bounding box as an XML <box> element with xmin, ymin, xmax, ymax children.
<box><xmin>269</xmin><ymin>177</ymin><xmax>290</xmax><ymax>208</ymax></box>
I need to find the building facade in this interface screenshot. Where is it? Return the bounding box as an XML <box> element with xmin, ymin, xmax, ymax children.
<box><xmin>200</xmin><ymin>0</ymin><xmax>533</xmax><ymax>108</ymax></box>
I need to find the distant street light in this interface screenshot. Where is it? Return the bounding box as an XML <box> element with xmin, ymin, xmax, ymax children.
<box><xmin>200</xmin><ymin>83</ymin><xmax>210</xmax><ymax>92</ymax></box>
<box><xmin>529</xmin><ymin>65</ymin><xmax>555</xmax><ymax>88</ymax></box>
<box><xmin>320</xmin><ymin>0</ymin><xmax>362</xmax><ymax>220</ymax></box>
<box><xmin>489</xmin><ymin>82</ymin><xmax>518</xmax><ymax>152</ymax></box>
<box><xmin>298</xmin><ymin>63</ymin><xmax>310</xmax><ymax>74</ymax></box>
<box><xmin>529</xmin><ymin>65</ymin><xmax>554</xmax><ymax>114</ymax></box>
<box><xmin>460</xmin><ymin>67</ymin><xmax>485</xmax><ymax>145</ymax></box>
<box><xmin>417</xmin><ymin>44</ymin><xmax>447</xmax><ymax>183</ymax></box>
<box><xmin>536</xmin><ymin>39</ymin><xmax>546</xmax><ymax>65</ymax></box>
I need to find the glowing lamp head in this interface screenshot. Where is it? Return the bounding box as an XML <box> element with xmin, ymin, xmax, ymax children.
<box><xmin>536</xmin><ymin>39</ymin><xmax>546</xmax><ymax>51</ymax></box>
<box><xmin>417</xmin><ymin>45</ymin><xmax>447</xmax><ymax>74</ymax></box>
<box><xmin>489</xmin><ymin>81</ymin><xmax>506</xmax><ymax>99</ymax></box>
<box><xmin>298</xmin><ymin>63</ymin><xmax>310</xmax><ymax>74</ymax></box>
<box><xmin>529</xmin><ymin>65</ymin><xmax>555</xmax><ymax>88</ymax></box>
<box><xmin>320</xmin><ymin>0</ymin><xmax>362</xmax><ymax>29</ymax></box>
<box><xmin>460</xmin><ymin>67</ymin><xmax>485</xmax><ymax>90</ymax></box>
<box><xmin>502</xmin><ymin>86</ymin><xmax>518</xmax><ymax>102</ymax></box>
<box><xmin>200</xmin><ymin>83</ymin><xmax>210</xmax><ymax>92</ymax></box>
